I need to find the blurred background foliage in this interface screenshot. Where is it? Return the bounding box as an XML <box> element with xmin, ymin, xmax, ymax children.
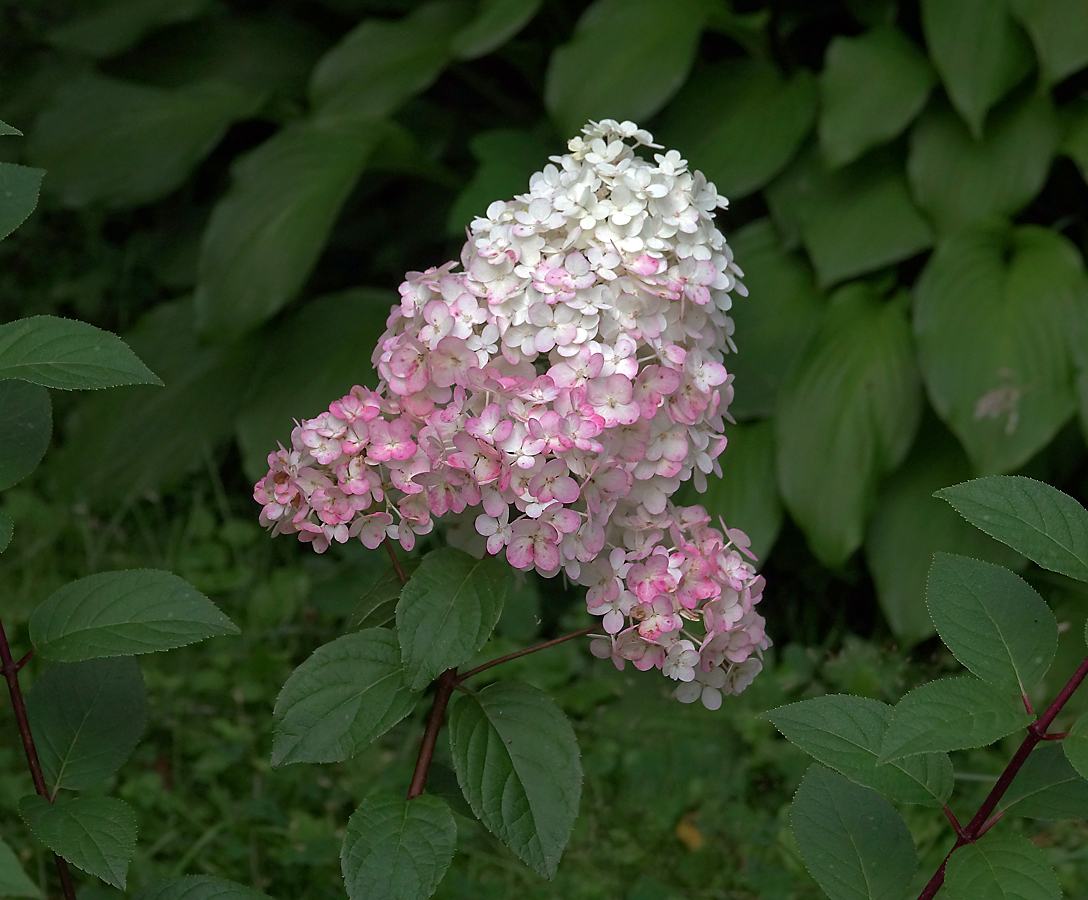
<box><xmin>4</xmin><ymin>0</ymin><xmax>1088</xmax><ymax>897</ymax></box>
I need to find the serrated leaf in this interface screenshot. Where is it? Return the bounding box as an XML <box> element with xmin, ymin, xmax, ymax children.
<box><xmin>449</xmin><ymin>681</ymin><xmax>581</xmax><ymax>878</ymax></box>
<box><xmin>0</xmin><ymin>836</ymin><xmax>39</xmax><ymax>898</ymax></box>
<box><xmin>1063</xmin><ymin>712</ymin><xmax>1088</xmax><ymax>780</ymax></box>
<box><xmin>943</xmin><ymin>831</ymin><xmax>1061</xmax><ymax>900</ymax></box>
<box><xmin>764</xmin><ymin>695</ymin><xmax>953</xmax><ymax>806</ymax></box>
<box><xmin>19</xmin><ymin>795</ymin><xmax>136</xmax><ymax>889</ymax></box>
<box><xmin>0</xmin><ymin>379</ymin><xmax>51</xmax><ymax>491</ymax></box>
<box><xmin>819</xmin><ymin>26</ymin><xmax>936</xmax><ymax>167</ymax></box>
<box><xmin>921</xmin><ymin>0</ymin><xmax>1034</xmax><ymax>138</ymax></box>
<box><xmin>350</xmin><ymin>560</ymin><xmax>422</xmax><ymax>631</ymax></box>
<box><xmin>914</xmin><ymin>224</ymin><xmax>1088</xmax><ymax>475</ymax></box>
<box><xmin>0</xmin><ymin>162</ymin><xmax>45</xmax><ymax>240</ymax></box>
<box><xmin>28</xmin><ymin>658</ymin><xmax>147</xmax><ymax>793</ymax></box>
<box><xmin>451</xmin><ymin>0</ymin><xmax>542</xmax><ymax>59</ymax></box>
<box><xmin>195</xmin><ymin>116</ymin><xmax>383</xmax><ymax>340</ymax></box>
<box><xmin>879</xmin><ymin>675</ymin><xmax>1032</xmax><ymax>762</ymax></box>
<box><xmin>1000</xmin><ymin>743</ymin><xmax>1088</xmax><ymax>818</ymax></box>
<box><xmin>791</xmin><ymin>764</ymin><xmax>916</xmax><ymax>900</ymax></box>
<box><xmin>0</xmin><ymin>316</ymin><xmax>161</xmax><ymax>391</ymax></box>
<box><xmin>340</xmin><ymin>793</ymin><xmax>456</xmax><ymax>900</ymax></box>
<box><xmin>545</xmin><ymin>0</ymin><xmax>709</xmax><ymax>138</ymax></box>
<box><xmin>776</xmin><ymin>283</ymin><xmax>921</xmax><ymax>567</ymax></box>
<box><xmin>927</xmin><ymin>553</ymin><xmax>1056</xmax><ymax>695</ymax></box>
<box><xmin>271</xmin><ymin>629</ymin><xmax>418</xmax><ymax>766</ymax></box>
<box><xmin>0</xmin><ymin>120</ymin><xmax>22</xmax><ymax>136</ymax></box>
<box><xmin>397</xmin><ymin>547</ymin><xmax>511</xmax><ymax>690</ymax></box>
<box><xmin>0</xmin><ymin>512</ymin><xmax>12</xmax><ymax>553</ymax></box>
<box><xmin>133</xmin><ymin>876</ymin><xmax>273</xmax><ymax>900</ymax></box>
<box><xmin>1008</xmin><ymin>0</ymin><xmax>1088</xmax><ymax>86</ymax></box>
<box><xmin>907</xmin><ymin>93</ymin><xmax>1059</xmax><ymax>235</ymax></box>
<box><xmin>30</xmin><ymin>569</ymin><xmax>239</xmax><ymax>661</ymax></box>
<box><xmin>46</xmin><ymin>0</ymin><xmax>211</xmax><ymax>58</ymax></box>
<box><xmin>658</xmin><ymin>59</ymin><xmax>816</xmax><ymax>198</ymax></box>
<box><xmin>937</xmin><ymin>477</ymin><xmax>1088</xmax><ymax>583</ymax></box>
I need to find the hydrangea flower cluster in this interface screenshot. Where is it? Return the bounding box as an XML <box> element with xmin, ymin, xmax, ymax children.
<box><xmin>255</xmin><ymin>120</ymin><xmax>769</xmax><ymax>708</ymax></box>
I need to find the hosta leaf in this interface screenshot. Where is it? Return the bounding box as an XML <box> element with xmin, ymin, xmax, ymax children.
<box><xmin>451</xmin><ymin>0</ymin><xmax>542</xmax><ymax>59</ymax></box>
<box><xmin>0</xmin><ymin>162</ymin><xmax>45</xmax><ymax>240</ymax></box>
<box><xmin>0</xmin><ymin>836</ymin><xmax>39</xmax><ymax>898</ymax></box>
<box><xmin>819</xmin><ymin>26</ymin><xmax>936</xmax><ymax>167</ymax></box>
<box><xmin>907</xmin><ymin>93</ymin><xmax>1059</xmax><ymax>235</ymax></box>
<box><xmin>28</xmin><ymin>657</ymin><xmax>147</xmax><ymax>792</ymax></box>
<box><xmin>1063</xmin><ymin>712</ymin><xmax>1088</xmax><ymax>780</ymax></box>
<box><xmin>545</xmin><ymin>0</ymin><xmax>709</xmax><ymax>138</ymax></box>
<box><xmin>340</xmin><ymin>793</ymin><xmax>456</xmax><ymax>900</ymax></box>
<box><xmin>914</xmin><ymin>223</ymin><xmax>1088</xmax><ymax>475</ymax></box>
<box><xmin>927</xmin><ymin>553</ymin><xmax>1056</xmax><ymax>695</ymax></box>
<box><xmin>764</xmin><ymin>695</ymin><xmax>953</xmax><ymax>806</ymax></box>
<box><xmin>350</xmin><ymin>559</ymin><xmax>421</xmax><ymax>631</ymax></box>
<box><xmin>921</xmin><ymin>0</ymin><xmax>1034</xmax><ymax>138</ymax></box>
<box><xmin>776</xmin><ymin>284</ymin><xmax>921</xmax><ymax>567</ymax></box>
<box><xmin>1008</xmin><ymin>0</ymin><xmax>1088</xmax><ymax>86</ymax></box>
<box><xmin>943</xmin><ymin>832</ymin><xmax>1061</xmax><ymax>900</ymax></box>
<box><xmin>134</xmin><ymin>875</ymin><xmax>274</xmax><ymax>900</ymax></box>
<box><xmin>0</xmin><ymin>379</ymin><xmax>51</xmax><ymax>491</ymax></box>
<box><xmin>30</xmin><ymin>569</ymin><xmax>239</xmax><ymax>661</ymax></box>
<box><xmin>878</xmin><ymin>675</ymin><xmax>1032</xmax><ymax>762</ymax></box>
<box><xmin>0</xmin><ymin>316</ymin><xmax>160</xmax><ymax>391</ymax></box>
<box><xmin>46</xmin><ymin>0</ymin><xmax>211</xmax><ymax>58</ymax></box>
<box><xmin>658</xmin><ymin>59</ymin><xmax>816</xmax><ymax>198</ymax></box>
<box><xmin>449</xmin><ymin>681</ymin><xmax>581</xmax><ymax>878</ymax></box>
<box><xmin>1000</xmin><ymin>742</ymin><xmax>1088</xmax><ymax>818</ymax></box>
<box><xmin>791</xmin><ymin>764</ymin><xmax>916</xmax><ymax>900</ymax></box>
<box><xmin>271</xmin><ymin>629</ymin><xmax>418</xmax><ymax>766</ymax></box>
<box><xmin>19</xmin><ymin>795</ymin><xmax>137</xmax><ymax>889</ymax></box>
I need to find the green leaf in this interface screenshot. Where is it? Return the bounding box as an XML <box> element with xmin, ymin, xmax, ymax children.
<box><xmin>397</xmin><ymin>547</ymin><xmax>511</xmax><ymax>690</ymax></box>
<box><xmin>1008</xmin><ymin>0</ymin><xmax>1088</xmax><ymax>86</ymax></box>
<box><xmin>791</xmin><ymin>764</ymin><xmax>916</xmax><ymax>900</ymax></box>
<box><xmin>133</xmin><ymin>875</ymin><xmax>274</xmax><ymax>900</ymax></box>
<box><xmin>545</xmin><ymin>0</ymin><xmax>709</xmax><ymax>138</ymax></box>
<box><xmin>449</xmin><ymin>681</ymin><xmax>581</xmax><ymax>878</ymax></box>
<box><xmin>1064</xmin><ymin>95</ymin><xmax>1088</xmax><ymax>183</ymax></box>
<box><xmin>19</xmin><ymin>795</ymin><xmax>137</xmax><ymax>889</ymax></box>
<box><xmin>0</xmin><ymin>836</ymin><xmax>39</xmax><ymax>898</ymax></box>
<box><xmin>0</xmin><ymin>120</ymin><xmax>22</xmax><ymax>136</ymax></box>
<box><xmin>865</xmin><ymin>422</ymin><xmax>1025</xmax><ymax>644</ymax></box>
<box><xmin>28</xmin><ymin>657</ymin><xmax>147</xmax><ymax>792</ymax></box>
<box><xmin>878</xmin><ymin>675</ymin><xmax>1033</xmax><ymax>762</ymax></box>
<box><xmin>764</xmin><ymin>695</ymin><xmax>953</xmax><ymax>806</ymax></box>
<box><xmin>914</xmin><ymin>224</ymin><xmax>1088</xmax><ymax>474</ymax></box>
<box><xmin>340</xmin><ymin>793</ymin><xmax>456</xmax><ymax>900</ymax></box>
<box><xmin>350</xmin><ymin>560</ymin><xmax>422</xmax><ymax>631</ymax></box>
<box><xmin>451</xmin><ymin>0</ymin><xmax>542</xmax><ymax>59</ymax></box>
<box><xmin>723</xmin><ymin>219</ymin><xmax>824</xmax><ymax>419</ymax></box>
<box><xmin>819</xmin><ymin>26</ymin><xmax>936</xmax><ymax>167</ymax></box>
<box><xmin>424</xmin><ymin>762</ymin><xmax>477</xmax><ymax>820</ymax></box>
<box><xmin>907</xmin><ymin>93</ymin><xmax>1059</xmax><ymax>235</ymax></box>
<box><xmin>1000</xmin><ymin>743</ymin><xmax>1088</xmax><ymax>818</ymax></box>
<box><xmin>309</xmin><ymin>2</ymin><xmax>468</xmax><ymax>117</ymax></box>
<box><xmin>0</xmin><ymin>511</ymin><xmax>12</xmax><ymax>553</ymax></box>
<box><xmin>194</xmin><ymin>115</ymin><xmax>382</xmax><ymax>341</ymax></box>
<box><xmin>0</xmin><ymin>379</ymin><xmax>51</xmax><ymax>491</ymax></box>
<box><xmin>921</xmin><ymin>0</ymin><xmax>1034</xmax><ymax>138</ymax></box>
<box><xmin>927</xmin><ymin>553</ymin><xmax>1056</xmax><ymax>695</ymax></box>
<box><xmin>46</xmin><ymin>0</ymin><xmax>211</xmax><ymax>58</ymax></box>
<box><xmin>943</xmin><ymin>831</ymin><xmax>1061</xmax><ymax>900</ymax></box>
<box><xmin>1063</xmin><ymin>712</ymin><xmax>1088</xmax><ymax>781</ymax></box>
<box><xmin>30</xmin><ymin>569</ymin><xmax>239</xmax><ymax>661</ymax></box>
<box><xmin>0</xmin><ymin>316</ymin><xmax>161</xmax><ymax>391</ymax></box>
<box><xmin>271</xmin><ymin>629</ymin><xmax>418</xmax><ymax>766</ymax></box>
<box><xmin>28</xmin><ymin>75</ymin><xmax>260</xmax><ymax>209</ymax></box>
<box><xmin>776</xmin><ymin>284</ymin><xmax>921</xmax><ymax>566</ymax></box>
<box><xmin>0</xmin><ymin>162</ymin><xmax>45</xmax><ymax>240</ymax></box>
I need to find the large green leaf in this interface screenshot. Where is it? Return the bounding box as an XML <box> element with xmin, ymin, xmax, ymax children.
<box><xmin>133</xmin><ymin>876</ymin><xmax>274</xmax><ymax>900</ymax></box>
<box><xmin>943</xmin><ymin>831</ymin><xmax>1061</xmax><ymax>900</ymax></box>
<box><xmin>451</xmin><ymin>0</ymin><xmax>542</xmax><ymax>59</ymax></box>
<box><xmin>764</xmin><ymin>695</ymin><xmax>953</xmax><ymax>806</ymax></box>
<box><xmin>340</xmin><ymin>793</ymin><xmax>456</xmax><ymax>900</ymax></box>
<box><xmin>0</xmin><ymin>836</ymin><xmax>39</xmax><ymax>898</ymax></box>
<box><xmin>449</xmin><ymin>681</ymin><xmax>581</xmax><ymax>878</ymax></box>
<box><xmin>658</xmin><ymin>59</ymin><xmax>816</xmax><ymax>198</ymax></box>
<box><xmin>397</xmin><ymin>547</ymin><xmax>511</xmax><ymax>690</ymax></box>
<box><xmin>819</xmin><ymin>26</ymin><xmax>936</xmax><ymax>167</ymax></box>
<box><xmin>914</xmin><ymin>223</ymin><xmax>1088</xmax><ymax>474</ymax></box>
<box><xmin>46</xmin><ymin>0</ymin><xmax>211</xmax><ymax>58</ymax></box>
<box><xmin>0</xmin><ymin>162</ymin><xmax>45</xmax><ymax>240</ymax></box>
<box><xmin>1064</xmin><ymin>95</ymin><xmax>1088</xmax><ymax>183</ymax></box>
<box><xmin>1008</xmin><ymin>0</ymin><xmax>1088</xmax><ymax>86</ymax></box>
<box><xmin>791</xmin><ymin>764</ymin><xmax>916</xmax><ymax>900</ymax></box>
<box><xmin>28</xmin><ymin>74</ymin><xmax>259</xmax><ymax>209</ymax></box>
<box><xmin>927</xmin><ymin>553</ymin><xmax>1056</xmax><ymax>695</ymax></box>
<box><xmin>0</xmin><ymin>316</ymin><xmax>161</xmax><ymax>391</ymax></box>
<box><xmin>0</xmin><ymin>379</ymin><xmax>51</xmax><ymax>491</ymax></box>
<box><xmin>28</xmin><ymin>658</ymin><xmax>147</xmax><ymax>792</ymax></box>
<box><xmin>0</xmin><ymin>512</ymin><xmax>11</xmax><ymax>553</ymax></box>
<box><xmin>1062</xmin><ymin>712</ymin><xmax>1088</xmax><ymax>781</ymax></box>
<box><xmin>350</xmin><ymin>560</ymin><xmax>422</xmax><ymax>631</ymax></box>
<box><xmin>920</xmin><ymin>0</ymin><xmax>1034</xmax><ymax>138</ymax></box>
<box><xmin>194</xmin><ymin>115</ymin><xmax>382</xmax><ymax>341</ymax></box>
<box><xmin>545</xmin><ymin>0</ymin><xmax>709</xmax><ymax>138</ymax></box>
<box><xmin>1000</xmin><ymin>743</ymin><xmax>1088</xmax><ymax>818</ymax></box>
<box><xmin>878</xmin><ymin>674</ymin><xmax>1032</xmax><ymax>762</ymax></box>
<box><xmin>776</xmin><ymin>284</ymin><xmax>921</xmax><ymax>567</ymax></box>
<box><xmin>19</xmin><ymin>795</ymin><xmax>137</xmax><ymax>889</ymax></box>
<box><xmin>30</xmin><ymin>569</ymin><xmax>239</xmax><ymax>661</ymax></box>
<box><xmin>907</xmin><ymin>93</ymin><xmax>1059</xmax><ymax>235</ymax></box>
<box><xmin>271</xmin><ymin>629</ymin><xmax>418</xmax><ymax>766</ymax></box>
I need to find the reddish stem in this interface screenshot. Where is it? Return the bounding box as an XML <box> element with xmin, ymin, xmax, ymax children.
<box><xmin>456</xmin><ymin>626</ymin><xmax>594</xmax><ymax>682</ymax></box>
<box><xmin>406</xmin><ymin>668</ymin><xmax>458</xmax><ymax>800</ymax></box>
<box><xmin>383</xmin><ymin>538</ymin><xmax>408</xmax><ymax>585</ymax></box>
